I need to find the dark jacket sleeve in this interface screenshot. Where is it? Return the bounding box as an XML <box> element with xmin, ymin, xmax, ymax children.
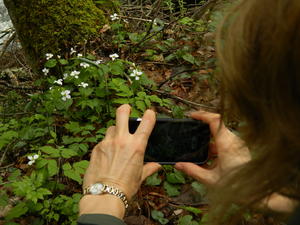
<box><xmin>288</xmin><ymin>207</ymin><xmax>300</xmax><ymax>225</ymax></box>
<box><xmin>77</xmin><ymin>214</ymin><xmax>126</xmax><ymax>225</ymax></box>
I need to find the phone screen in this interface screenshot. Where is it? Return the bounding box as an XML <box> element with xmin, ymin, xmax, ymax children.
<box><xmin>129</xmin><ymin>118</ymin><xmax>210</xmax><ymax>164</ymax></box>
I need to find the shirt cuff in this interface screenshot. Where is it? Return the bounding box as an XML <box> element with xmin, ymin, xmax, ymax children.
<box><xmin>77</xmin><ymin>214</ymin><xmax>126</xmax><ymax>225</ymax></box>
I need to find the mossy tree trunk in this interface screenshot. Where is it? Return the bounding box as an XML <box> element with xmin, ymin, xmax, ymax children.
<box><xmin>4</xmin><ymin>0</ymin><xmax>118</xmax><ymax>77</ymax></box>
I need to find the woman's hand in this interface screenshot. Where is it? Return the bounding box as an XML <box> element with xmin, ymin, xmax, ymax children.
<box><xmin>175</xmin><ymin>111</ymin><xmax>251</xmax><ymax>186</ymax></box>
<box><xmin>80</xmin><ymin>104</ymin><xmax>161</xmax><ymax>217</ymax></box>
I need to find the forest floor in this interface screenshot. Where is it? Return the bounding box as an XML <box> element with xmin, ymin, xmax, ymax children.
<box><xmin>0</xmin><ymin>0</ymin><xmax>286</xmax><ymax>225</ymax></box>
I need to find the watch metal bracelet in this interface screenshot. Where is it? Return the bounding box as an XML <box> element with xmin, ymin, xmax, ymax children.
<box><xmin>83</xmin><ymin>183</ymin><xmax>129</xmax><ymax>209</ymax></box>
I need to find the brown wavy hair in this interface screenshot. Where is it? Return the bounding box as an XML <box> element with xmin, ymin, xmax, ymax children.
<box><xmin>210</xmin><ymin>0</ymin><xmax>300</xmax><ymax>224</ymax></box>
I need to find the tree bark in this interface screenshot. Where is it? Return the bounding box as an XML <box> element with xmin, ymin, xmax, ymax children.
<box><xmin>3</xmin><ymin>0</ymin><xmax>116</xmax><ymax>77</ymax></box>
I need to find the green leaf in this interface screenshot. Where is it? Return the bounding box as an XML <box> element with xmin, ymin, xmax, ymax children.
<box><xmin>151</xmin><ymin>210</ymin><xmax>169</xmax><ymax>225</ymax></box>
<box><xmin>73</xmin><ymin>160</ymin><xmax>89</xmax><ymax>174</ymax></box>
<box><xmin>47</xmin><ymin>160</ymin><xmax>58</xmax><ymax>177</ymax></box>
<box><xmin>148</xmin><ymin>95</ymin><xmax>163</xmax><ymax>105</ymax></box>
<box><xmin>5</xmin><ymin>202</ymin><xmax>28</xmax><ymax>220</ymax></box>
<box><xmin>145</xmin><ymin>172</ymin><xmax>161</xmax><ymax>186</ymax></box>
<box><xmin>110</xmin><ymin>62</ymin><xmax>124</xmax><ymax>75</ymax></box>
<box><xmin>135</xmin><ymin>100</ymin><xmax>146</xmax><ymax>112</ymax></box>
<box><xmin>50</xmin><ymin>130</ymin><xmax>57</xmax><ymax>139</ymax></box>
<box><xmin>163</xmin><ymin>181</ymin><xmax>180</xmax><ymax>196</ymax></box>
<box><xmin>182</xmin><ymin>53</ymin><xmax>195</xmax><ymax>64</ymax></box>
<box><xmin>59</xmin><ymin>59</ymin><xmax>68</xmax><ymax>65</ymax></box>
<box><xmin>62</xmin><ymin>163</ymin><xmax>72</xmax><ymax>171</ymax></box>
<box><xmin>64</xmin><ymin>169</ymin><xmax>82</xmax><ymax>184</ymax></box>
<box><xmin>64</xmin><ymin>122</ymin><xmax>81</xmax><ymax>134</ymax></box>
<box><xmin>166</xmin><ymin>170</ymin><xmax>186</xmax><ymax>184</ymax></box>
<box><xmin>35</xmin><ymin>159</ymin><xmax>48</xmax><ymax>169</ymax></box>
<box><xmin>40</xmin><ymin>146</ymin><xmax>60</xmax><ymax>157</ymax></box>
<box><xmin>178</xmin><ymin>215</ymin><xmax>198</xmax><ymax>225</ymax></box>
<box><xmin>79</xmin><ymin>87</ymin><xmax>94</xmax><ymax>97</ymax></box>
<box><xmin>61</xmin><ymin>148</ymin><xmax>78</xmax><ymax>158</ymax></box>
<box><xmin>45</xmin><ymin>59</ymin><xmax>57</xmax><ymax>68</ymax></box>
<box><xmin>179</xmin><ymin>206</ymin><xmax>202</xmax><ymax>215</ymax></box>
<box><xmin>151</xmin><ymin>210</ymin><xmax>164</xmax><ymax>220</ymax></box>
<box><xmin>62</xmin><ymin>136</ymin><xmax>85</xmax><ymax>145</ymax></box>
<box><xmin>191</xmin><ymin>181</ymin><xmax>206</xmax><ymax>197</ymax></box>
<box><xmin>112</xmin><ymin>98</ymin><xmax>130</xmax><ymax>104</ymax></box>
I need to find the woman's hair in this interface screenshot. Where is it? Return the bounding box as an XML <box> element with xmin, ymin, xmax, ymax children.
<box><xmin>210</xmin><ymin>0</ymin><xmax>300</xmax><ymax>223</ymax></box>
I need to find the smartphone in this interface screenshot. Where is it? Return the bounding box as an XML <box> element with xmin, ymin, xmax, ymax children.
<box><xmin>129</xmin><ymin>118</ymin><xmax>210</xmax><ymax>164</ymax></box>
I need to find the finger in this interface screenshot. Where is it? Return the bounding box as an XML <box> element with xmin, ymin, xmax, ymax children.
<box><xmin>209</xmin><ymin>142</ymin><xmax>218</xmax><ymax>155</ymax></box>
<box><xmin>104</xmin><ymin>126</ymin><xmax>116</xmax><ymax>139</ymax></box>
<box><xmin>190</xmin><ymin>111</ymin><xmax>224</xmax><ymax>137</ymax></box>
<box><xmin>175</xmin><ymin>162</ymin><xmax>219</xmax><ymax>185</ymax></box>
<box><xmin>134</xmin><ymin>109</ymin><xmax>156</xmax><ymax>141</ymax></box>
<box><xmin>141</xmin><ymin>162</ymin><xmax>162</xmax><ymax>181</ymax></box>
<box><xmin>116</xmin><ymin>104</ymin><xmax>131</xmax><ymax>135</ymax></box>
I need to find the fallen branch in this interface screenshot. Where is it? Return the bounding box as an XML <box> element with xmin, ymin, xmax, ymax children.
<box><xmin>154</xmin><ymin>89</ymin><xmax>218</xmax><ymax>111</ymax></box>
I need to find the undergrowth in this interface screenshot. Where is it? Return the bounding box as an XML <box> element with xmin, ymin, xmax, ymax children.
<box><xmin>0</xmin><ymin>1</ymin><xmax>224</xmax><ymax>224</ymax></box>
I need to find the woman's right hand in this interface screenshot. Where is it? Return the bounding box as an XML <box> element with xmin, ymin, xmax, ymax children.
<box><xmin>175</xmin><ymin>111</ymin><xmax>251</xmax><ymax>186</ymax></box>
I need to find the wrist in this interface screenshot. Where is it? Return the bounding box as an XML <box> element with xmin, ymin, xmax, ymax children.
<box><xmin>79</xmin><ymin>194</ymin><xmax>126</xmax><ymax>219</ymax></box>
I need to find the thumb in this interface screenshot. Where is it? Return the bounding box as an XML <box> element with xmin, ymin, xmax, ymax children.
<box><xmin>141</xmin><ymin>162</ymin><xmax>162</xmax><ymax>181</ymax></box>
<box><xmin>175</xmin><ymin>162</ymin><xmax>219</xmax><ymax>185</ymax></box>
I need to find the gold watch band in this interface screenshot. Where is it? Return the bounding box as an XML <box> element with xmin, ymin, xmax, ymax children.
<box><xmin>83</xmin><ymin>183</ymin><xmax>129</xmax><ymax>209</ymax></box>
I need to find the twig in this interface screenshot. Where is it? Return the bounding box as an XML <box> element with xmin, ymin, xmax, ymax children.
<box><xmin>0</xmin><ymin>143</ymin><xmax>12</xmax><ymax>167</ymax></box>
<box><xmin>0</xmin><ymin>163</ymin><xmax>14</xmax><ymax>170</ymax></box>
<box><xmin>154</xmin><ymin>89</ymin><xmax>218</xmax><ymax>111</ymax></box>
<box><xmin>192</xmin><ymin>0</ymin><xmax>219</xmax><ymax>19</ymax></box>
<box><xmin>0</xmin><ymin>31</ymin><xmax>16</xmax><ymax>59</ymax></box>
<box><xmin>158</xmin><ymin>68</ymin><xmax>199</xmax><ymax>89</ymax></box>
<box><xmin>0</xmin><ymin>80</ymin><xmax>42</xmax><ymax>90</ymax></box>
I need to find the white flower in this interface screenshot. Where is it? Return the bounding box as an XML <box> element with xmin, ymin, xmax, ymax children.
<box><xmin>78</xmin><ymin>82</ymin><xmax>89</xmax><ymax>88</ymax></box>
<box><xmin>110</xmin><ymin>13</ymin><xmax>119</xmax><ymax>21</ymax></box>
<box><xmin>95</xmin><ymin>60</ymin><xmax>103</xmax><ymax>65</ymax></box>
<box><xmin>70</xmin><ymin>47</ymin><xmax>76</xmax><ymax>55</ymax></box>
<box><xmin>70</xmin><ymin>70</ymin><xmax>80</xmax><ymax>79</ymax></box>
<box><xmin>49</xmin><ymin>86</ymin><xmax>53</xmax><ymax>90</ymax></box>
<box><xmin>54</xmin><ymin>79</ymin><xmax>63</xmax><ymax>85</ymax></box>
<box><xmin>77</xmin><ymin>53</ymin><xmax>83</xmax><ymax>57</ymax></box>
<box><xmin>109</xmin><ymin>53</ymin><xmax>119</xmax><ymax>61</ymax></box>
<box><xmin>61</xmin><ymin>90</ymin><xmax>71</xmax><ymax>101</ymax></box>
<box><xmin>57</xmin><ymin>55</ymin><xmax>61</xmax><ymax>59</ymax></box>
<box><xmin>42</xmin><ymin>68</ymin><xmax>49</xmax><ymax>75</ymax></box>
<box><xmin>45</xmin><ymin>53</ymin><xmax>53</xmax><ymax>60</ymax></box>
<box><xmin>63</xmin><ymin>73</ymin><xmax>69</xmax><ymax>79</ymax></box>
<box><xmin>130</xmin><ymin>69</ymin><xmax>143</xmax><ymax>80</ymax></box>
<box><xmin>27</xmin><ymin>154</ymin><xmax>39</xmax><ymax>165</ymax></box>
<box><xmin>80</xmin><ymin>62</ymin><xmax>90</xmax><ymax>68</ymax></box>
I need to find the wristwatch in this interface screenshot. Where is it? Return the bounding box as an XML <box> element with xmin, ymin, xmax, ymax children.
<box><xmin>83</xmin><ymin>183</ymin><xmax>129</xmax><ymax>209</ymax></box>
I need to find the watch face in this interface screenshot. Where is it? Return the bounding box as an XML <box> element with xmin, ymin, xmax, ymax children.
<box><xmin>90</xmin><ymin>183</ymin><xmax>104</xmax><ymax>195</ymax></box>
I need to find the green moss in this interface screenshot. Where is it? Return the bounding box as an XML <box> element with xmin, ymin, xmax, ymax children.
<box><xmin>13</xmin><ymin>0</ymin><xmax>108</xmax><ymax>69</ymax></box>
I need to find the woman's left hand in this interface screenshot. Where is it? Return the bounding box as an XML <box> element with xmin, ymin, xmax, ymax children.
<box><xmin>82</xmin><ymin>104</ymin><xmax>161</xmax><ymax>200</ymax></box>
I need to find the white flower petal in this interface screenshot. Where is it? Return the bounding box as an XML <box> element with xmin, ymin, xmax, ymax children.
<box><xmin>27</xmin><ymin>155</ymin><xmax>33</xmax><ymax>160</ymax></box>
<box><xmin>33</xmin><ymin>154</ymin><xmax>39</xmax><ymax>160</ymax></box>
<box><xmin>28</xmin><ymin>160</ymin><xmax>34</xmax><ymax>165</ymax></box>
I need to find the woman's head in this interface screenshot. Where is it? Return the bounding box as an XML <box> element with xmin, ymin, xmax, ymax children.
<box><xmin>210</xmin><ymin>0</ymin><xmax>300</xmax><ymax>223</ymax></box>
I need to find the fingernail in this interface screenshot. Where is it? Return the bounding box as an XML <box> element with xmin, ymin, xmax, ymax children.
<box><xmin>175</xmin><ymin>163</ymin><xmax>183</xmax><ymax>169</ymax></box>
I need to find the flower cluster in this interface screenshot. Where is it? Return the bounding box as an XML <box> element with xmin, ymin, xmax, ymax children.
<box><xmin>61</xmin><ymin>90</ymin><xmax>71</xmax><ymax>101</ymax></box>
<box><xmin>109</xmin><ymin>53</ymin><xmax>119</xmax><ymax>61</ymax></box>
<box><xmin>110</xmin><ymin>13</ymin><xmax>119</xmax><ymax>21</ymax></box>
<box><xmin>70</xmin><ymin>47</ymin><xmax>76</xmax><ymax>55</ymax></box>
<box><xmin>95</xmin><ymin>60</ymin><xmax>103</xmax><ymax>65</ymax></box>
<box><xmin>80</xmin><ymin>62</ymin><xmax>90</xmax><ymax>68</ymax></box>
<box><xmin>42</xmin><ymin>68</ymin><xmax>49</xmax><ymax>75</ymax></box>
<box><xmin>70</xmin><ymin>70</ymin><xmax>80</xmax><ymax>79</ymax></box>
<box><xmin>130</xmin><ymin>69</ymin><xmax>143</xmax><ymax>80</ymax></box>
<box><xmin>78</xmin><ymin>82</ymin><xmax>89</xmax><ymax>88</ymax></box>
<box><xmin>45</xmin><ymin>53</ymin><xmax>53</xmax><ymax>60</ymax></box>
<box><xmin>54</xmin><ymin>79</ymin><xmax>63</xmax><ymax>85</ymax></box>
<box><xmin>28</xmin><ymin>154</ymin><xmax>39</xmax><ymax>165</ymax></box>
